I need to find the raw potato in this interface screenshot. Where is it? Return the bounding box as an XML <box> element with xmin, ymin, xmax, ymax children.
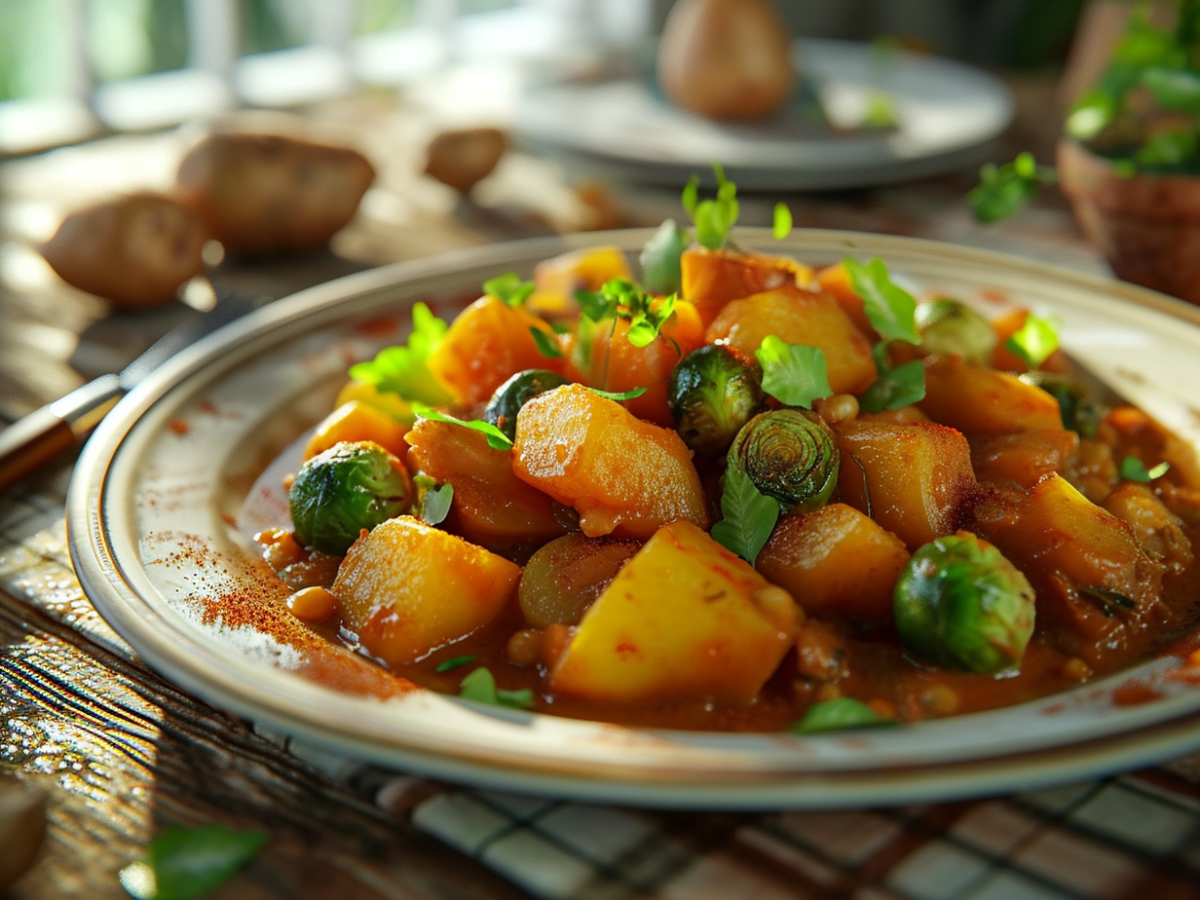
<box><xmin>512</xmin><ymin>384</ymin><xmax>710</xmax><ymax>539</ymax></box>
<box><xmin>176</xmin><ymin>132</ymin><xmax>375</xmax><ymax>255</ymax></box>
<box><xmin>334</xmin><ymin>516</ymin><xmax>520</xmax><ymax>666</ymax></box>
<box><xmin>658</xmin><ymin>0</ymin><xmax>794</xmax><ymax>121</ymax></box>
<box><xmin>549</xmin><ymin>520</ymin><xmax>801</xmax><ymax>705</ymax></box>
<box><xmin>424</xmin><ymin>126</ymin><xmax>507</xmax><ymax>193</ymax></box>
<box><xmin>757</xmin><ymin>503</ymin><xmax>911</xmax><ymax>620</ymax></box>
<box><xmin>40</xmin><ymin>192</ymin><xmax>206</xmax><ymax>309</ymax></box>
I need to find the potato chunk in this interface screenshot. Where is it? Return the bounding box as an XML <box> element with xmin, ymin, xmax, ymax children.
<box><xmin>334</xmin><ymin>516</ymin><xmax>520</xmax><ymax>666</ymax></box>
<box><xmin>304</xmin><ymin>400</ymin><xmax>410</xmax><ymax>461</ymax></box>
<box><xmin>757</xmin><ymin>503</ymin><xmax>910</xmax><ymax>620</ymax></box>
<box><xmin>705</xmin><ymin>285</ymin><xmax>876</xmax><ymax>396</ymax></box>
<box><xmin>834</xmin><ymin>419</ymin><xmax>977</xmax><ymax>550</ymax></box>
<box><xmin>512</xmin><ymin>384</ymin><xmax>710</xmax><ymax>539</ymax></box>
<box><xmin>919</xmin><ymin>356</ymin><xmax>1064</xmax><ymax>435</ymax></box>
<box><xmin>549</xmin><ymin>520</ymin><xmax>801</xmax><ymax>705</ymax></box>
<box><xmin>681</xmin><ymin>246</ymin><xmax>812</xmax><ymax>326</ymax></box>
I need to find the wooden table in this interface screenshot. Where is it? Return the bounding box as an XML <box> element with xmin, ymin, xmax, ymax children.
<box><xmin>6</xmin><ymin>76</ymin><xmax>1200</xmax><ymax>900</ymax></box>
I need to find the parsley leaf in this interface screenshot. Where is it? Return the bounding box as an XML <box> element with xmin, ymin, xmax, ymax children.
<box><xmin>682</xmin><ymin>163</ymin><xmax>740</xmax><ymax>249</ymax></box>
<box><xmin>436</xmin><ymin>654</ymin><xmax>478</xmax><ymax>673</ymax></box>
<box><xmin>459</xmin><ymin>667</ymin><xmax>535</xmax><ymax>709</ymax></box>
<box><xmin>859</xmin><ymin>359</ymin><xmax>926</xmax><ymax>413</ymax></box>
<box><xmin>755</xmin><ymin>336</ymin><xmax>833</xmax><ymax>409</ymax></box>
<box><xmin>412</xmin><ymin>404</ymin><xmax>513</xmax><ymax>451</ymax></box>
<box><xmin>1120</xmin><ymin>456</ymin><xmax>1170</xmax><ymax>482</ymax></box>
<box><xmin>119</xmin><ymin>825</ymin><xmax>267</xmax><ymax>900</ymax></box>
<box><xmin>710</xmin><ymin>464</ymin><xmax>780</xmax><ymax>566</ymax></box>
<box><xmin>843</xmin><ymin>257</ymin><xmax>920</xmax><ymax>344</ymax></box>
<box><xmin>483</xmin><ymin>272</ymin><xmax>535</xmax><ymax>307</ymax></box>
<box><xmin>348</xmin><ymin>302</ymin><xmax>455</xmax><ymax>405</ymax></box>
<box><xmin>791</xmin><ymin>698</ymin><xmax>894</xmax><ymax>734</ymax></box>
<box><xmin>968</xmin><ymin>152</ymin><xmax>1057</xmax><ymax>223</ymax></box>
<box><xmin>627</xmin><ymin>292</ymin><xmax>676</xmax><ymax>348</ymax></box>
<box><xmin>772</xmin><ymin>203</ymin><xmax>793</xmax><ymax>240</ymax></box>
<box><xmin>640</xmin><ymin>218</ymin><xmax>688</xmax><ymax>295</ymax></box>
<box><xmin>576</xmin><ymin>279</ymin><xmax>677</xmax><ymax>348</ymax></box>
<box><xmin>529</xmin><ymin>326</ymin><xmax>563</xmax><ymax>359</ymax></box>
<box><xmin>1004</xmin><ymin>313</ymin><xmax>1060</xmax><ymax>369</ymax></box>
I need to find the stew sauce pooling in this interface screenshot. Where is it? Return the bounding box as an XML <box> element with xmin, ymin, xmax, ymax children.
<box><xmin>257</xmin><ymin>240</ymin><xmax>1200</xmax><ymax>733</ymax></box>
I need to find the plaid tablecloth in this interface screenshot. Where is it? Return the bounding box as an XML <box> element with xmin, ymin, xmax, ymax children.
<box><xmin>5</xmin><ymin>462</ymin><xmax>1200</xmax><ymax>900</ymax></box>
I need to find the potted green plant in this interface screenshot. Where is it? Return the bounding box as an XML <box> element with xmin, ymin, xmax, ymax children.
<box><xmin>972</xmin><ymin>0</ymin><xmax>1200</xmax><ymax>305</ymax></box>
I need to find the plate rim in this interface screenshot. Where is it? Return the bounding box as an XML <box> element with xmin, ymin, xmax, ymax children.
<box><xmin>67</xmin><ymin>227</ymin><xmax>1200</xmax><ymax>809</ymax></box>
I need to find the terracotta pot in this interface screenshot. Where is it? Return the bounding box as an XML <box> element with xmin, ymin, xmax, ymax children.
<box><xmin>1057</xmin><ymin>137</ymin><xmax>1200</xmax><ymax>306</ymax></box>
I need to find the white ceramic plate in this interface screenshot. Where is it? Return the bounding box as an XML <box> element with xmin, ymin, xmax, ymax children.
<box><xmin>69</xmin><ymin>229</ymin><xmax>1200</xmax><ymax>810</ymax></box>
<box><xmin>514</xmin><ymin>39</ymin><xmax>1014</xmax><ymax>190</ymax></box>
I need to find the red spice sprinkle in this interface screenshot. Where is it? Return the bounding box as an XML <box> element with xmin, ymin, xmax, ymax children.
<box><xmin>1112</xmin><ymin>680</ymin><xmax>1163</xmax><ymax>707</ymax></box>
<box><xmin>168</xmin><ymin>420</ymin><xmax>189</xmax><ymax>435</ymax></box>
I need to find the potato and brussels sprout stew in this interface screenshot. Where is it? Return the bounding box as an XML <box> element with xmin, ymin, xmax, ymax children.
<box><xmin>258</xmin><ymin>175</ymin><xmax>1200</xmax><ymax>733</ymax></box>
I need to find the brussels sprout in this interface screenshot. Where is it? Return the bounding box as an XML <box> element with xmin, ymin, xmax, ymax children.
<box><xmin>893</xmin><ymin>533</ymin><xmax>1035</xmax><ymax>675</ymax></box>
<box><xmin>1018</xmin><ymin>371</ymin><xmax>1104</xmax><ymax>438</ymax></box>
<box><xmin>668</xmin><ymin>345</ymin><xmax>765</xmax><ymax>456</ymax></box>
<box><xmin>915</xmin><ymin>298</ymin><xmax>997</xmax><ymax>365</ymax></box>
<box><xmin>289</xmin><ymin>441</ymin><xmax>412</xmax><ymax>554</ymax></box>
<box><xmin>727</xmin><ymin>409</ymin><xmax>839</xmax><ymax>512</ymax></box>
<box><xmin>484</xmin><ymin>369</ymin><xmax>571</xmax><ymax>441</ymax></box>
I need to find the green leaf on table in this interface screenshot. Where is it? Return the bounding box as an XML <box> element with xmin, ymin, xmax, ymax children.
<box><xmin>119</xmin><ymin>825</ymin><xmax>267</xmax><ymax>900</ymax></box>
<box><xmin>1135</xmin><ymin>128</ymin><xmax>1198</xmax><ymax>168</ymax></box>
<box><xmin>348</xmin><ymin>302</ymin><xmax>454</xmax><ymax>406</ymax></box>
<box><xmin>459</xmin><ymin>667</ymin><xmax>535</xmax><ymax>709</ymax></box>
<box><xmin>710</xmin><ymin>464</ymin><xmax>780</xmax><ymax>566</ymax></box>
<box><xmin>843</xmin><ymin>257</ymin><xmax>920</xmax><ymax>344</ymax></box>
<box><xmin>529</xmin><ymin>326</ymin><xmax>564</xmax><ymax>359</ymax></box>
<box><xmin>968</xmin><ymin>152</ymin><xmax>1057</xmax><ymax>224</ymax></box>
<box><xmin>640</xmin><ymin>218</ymin><xmax>688</xmax><ymax>295</ymax></box>
<box><xmin>483</xmin><ymin>272</ymin><xmax>535</xmax><ymax>307</ymax></box>
<box><xmin>1120</xmin><ymin>456</ymin><xmax>1170</xmax><ymax>483</ymax></box>
<box><xmin>791</xmin><ymin>698</ymin><xmax>894</xmax><ymax>735</ymax></box>
<box><xmin>1004</xmin><ymin>313</ymin><xmax>1060</xmax><ymax>369</ymax></box>
<box><xmin>755</xmin><ymin>336</ymin><xmax>832</xmax><ymax>409</ymax></box>
<box><xmin>859</xmin><ymin>359</ymin><xmax>926</xmax><ymax>413</ymax></box>
<box><xmin>772</xmin><ymin>203</ymin><xmax>793</xmax><ymax>240</ymax></box>
<box><xmin>412</xmin><ymin>405</ymin><xmax>513</xmax><ymax>451</ymax></box>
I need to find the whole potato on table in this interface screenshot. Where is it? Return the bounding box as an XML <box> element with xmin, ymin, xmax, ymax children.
<box><xmin>176</xmin><ymin>133</ymin><xmax>375</xmax><ymax>255</ymax></box>
<box><xmin>39</xmin><ymin>192</ymin><xmax>207</xmax><ymax>310</ymax></box>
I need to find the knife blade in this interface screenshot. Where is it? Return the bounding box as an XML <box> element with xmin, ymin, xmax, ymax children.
<box><xmin>0</xmin><ymin>288</ymin><xmax>267</xmax><ymax>491</ymax></box>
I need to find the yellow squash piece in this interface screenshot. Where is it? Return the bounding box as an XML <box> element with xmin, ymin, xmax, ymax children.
<box><xmin>333</xmin><ymin>516</ymin><xmax>520</xmax><ymax>666</ymax></box>
<box><xmin>549</xmin><ymin>520</ymin><xmax>801</xmax><ymax>705</ymax></box>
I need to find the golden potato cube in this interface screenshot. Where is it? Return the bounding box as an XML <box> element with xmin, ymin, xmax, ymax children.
<box><xmin>757</xmin><ymin>503</ymin><xmax>911</xmax><ymax>620</ymax></box>
<box><xmin>549</xmin><ymin>520</ymin><xmax>801</xmax><ymax>705</ymax></box>
<box><xmin>304</xmin><ymin>400</ymin><xmax>411</xmax><ymax>461</ymax></box>
<box><xmin>333</xmin><ymin>516</ymin><xmax>520</xmax><ymax>666</ymax></box>
<box><xmin>919</xmin><ymin>356</ymin><xmax>1064</xmax><ymax>435</ymax></box>
<box><xmin>834</xmin><ymin>419</ymin><xmax>977</xmax><ymax>551</ymax></box>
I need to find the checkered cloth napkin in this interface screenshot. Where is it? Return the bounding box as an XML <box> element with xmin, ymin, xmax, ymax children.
<box><xmin>5</xmin><ymin>469</ymin><xmax>1200</xmax><ymax>900</ymax></box>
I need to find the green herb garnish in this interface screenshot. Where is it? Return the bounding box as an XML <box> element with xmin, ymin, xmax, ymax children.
<box><xmin>968</xmin><ymin>152</ymin><xmax>1057</xmax><ymax>224</ymax></box>
<box><xmin>843</xmin><ymin>257</ymin><xmax>920</xmax><ymax>344</ymax></box>
<box><xmin>529</xmin><ymin>326</ymin><xmax>564</xmax><ymax>359</ymax></box>
<box><xmin>710</xmin><ymin>464</ymin><xmax>780</xmax><ymax>566</ymax></box>
<box><xmin>791</xmin><ymin>698</ymin><xmax>894</xmax><ymax>735</ymax></box>
<box><xmin>682</xmin><ymin>163</ymin><xmax>740</xmax><ymax>250</ymax></box>
<box><xmin>412</xmin><ymin>404</ymin><xmax>513</xmax><ymax>451</ymax></box>
<box><xmin>755</xmin><ymin>336</ymin><xmax>833</xmax><ymax>409</ymax></box>
<box><xmin>483</xmin><ymin>272</ymin><xmax>535</xmax><ymax>307</ymax></box>
<box><xmin>587</xmin><ymin>386</ymin><xmax>649</xmax><ymax>402</ymax></box>
<box><xmin>640</xmin><ymin>218</ymin><xmax>688</xmax><ymax>295</ymax></box>
<box><xmin>859</xmin><ymin>359</ymin><xmax>926</xmax><ymax>413</ymax></box>
<box><xmin>459</xmin><ymin>667</ymin><xmax>535</xmax><ymax>709</ymax></box>
<box><xmin>576</xmin><ymin>279</ymin><xmax>677</xmax><ymax>348</ymax></box>
<box><xmin>436</xmin><ymin>654</ymin><xmax>478</xmax><ymax>673</ymax></box>
<box><xmin>773</xmin><ymin>203</ymin><xmax>793</xmax><ymax>240</ymax></box>
<box><xmin>1004</xmin><ymin>313</ymin><xmax>1060</xmax><ymax>369</ymax></box>
<box><xmin>119</xmin><ymin>825</ymin><xmax>267</xmax><ymax>900</ymax></box>
<box><xmin>348</xmin><ymin>303</ymin><xmax>454</xmax><ymax>406</ymax></box>
<box><xmin>1120</xmin><ymin>456</ymin><xmax>1171</xmax><ymax>482</ymax></box>
<box><xmin>418</xmin><ymin>479</ymin><xmax>454</xmax><ymax>525</ymax></box>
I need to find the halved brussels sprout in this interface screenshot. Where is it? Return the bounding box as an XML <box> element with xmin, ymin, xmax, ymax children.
<box><xmin>893</xmin><ymin>532</ymin><xmax>1035</xmax><ymax>674</ymax></box>
<box><xmin>915</xmin><ymin>298</ymin><xmax>997</xmax><ymax>365</ymax></box>
<box><xmin>727</xmin><ymin>409</ymin><xmax>839</xmax><ymax>512</ymax></box>
<box><xmin>289</xmin><ymin>441</ymin><xmax>412</xmax><ymax>555</ymax></box>
<box><xmin>668</xmin><ymin>344</ymin><xmax>765</xmax><ymax>456</ymax></box>
<box><xmin>484</xmin><ymin>369</ymin><xmax>571</xmax><ymax>441</ymax></box>
<box><xmin>1019</xmin><ymin>370</ymin><xmax>1104</xmax><ymax>438</ymax></box>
